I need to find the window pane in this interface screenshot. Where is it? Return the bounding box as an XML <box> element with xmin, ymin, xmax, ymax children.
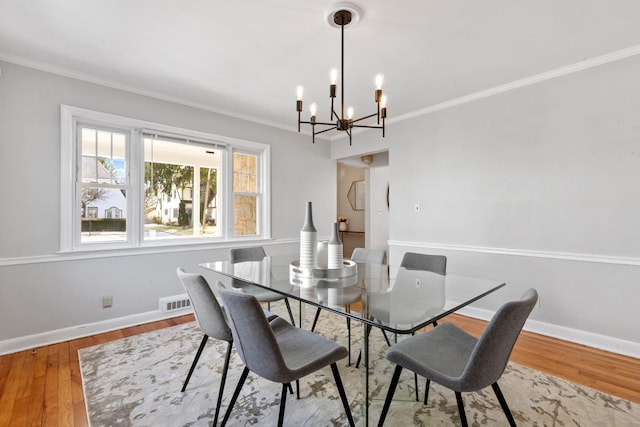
<box><xmin>235</xmin><ymin>195</ymin><xmax>257</xmax><ymax>235</ymax></box>
<box><xmin>143</xmin><ymin>136</ymin><xmax>221</xmax><ymax>240</ymax></box>
<box><xmin>199</xmin><ymin>167</ymin><xmax>218</xmax><ymax>236</ymax></box>
<box><xmin>81</xmin><ymin>127</ymin><xmax>126</xmax><ymax>185</ymax></box>
<box><xmin>233</xmin><ymin>152</ymin><xmax>257</xmax><ymax>193</ymax></box>
<box><xmin>81</xmin><ymin>187</ymin><xmax>127</xmax><ymax>243</ymax></box>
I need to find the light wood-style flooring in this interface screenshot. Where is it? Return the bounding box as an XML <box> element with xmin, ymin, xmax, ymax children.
<box><xmin>1</xmin><ymin>313</ymin><xmax>638</xmax><ymax>426</ymax></box>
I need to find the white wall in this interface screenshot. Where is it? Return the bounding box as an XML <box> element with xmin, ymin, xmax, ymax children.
<box><xmin>354</xmin><ymin>55</ymin><xmax>640</xmax><ymax>356</ymax></box>
<box><xmin>0</xmin><ymin>61</ymin><xmax>336</xmax><ymax>351</ymax></box>
<box><xmin>365</xmin><ymin>154</ymin><xmax>389</xmax><ymax>256</ymax></box>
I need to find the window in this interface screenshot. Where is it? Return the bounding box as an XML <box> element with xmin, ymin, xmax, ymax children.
<box><xmin>61</xmin><ymin>106</ymin><xmax>270</xmax><ymax>251</ymax></box>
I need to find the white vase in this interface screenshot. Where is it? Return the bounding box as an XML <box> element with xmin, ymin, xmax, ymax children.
<box><xmin>327</xmin><ymin>222</ymin><xmax>343</xmax><ymax>269</ymax></box>
<box><xmin>299</xmin><ymin>201</ymin><xmax>317</xmax><ymax>268</ymax></box>
<box><xmin>339</xmin><ymin>222</ymin><xmax>347</xmax><ymax>231</ymax></box>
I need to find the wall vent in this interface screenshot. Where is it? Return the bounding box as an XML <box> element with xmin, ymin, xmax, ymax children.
<box><xmin>159</xmin><ymin>293</ymin><xmax>192</xmax><ymax>313</ymax></box>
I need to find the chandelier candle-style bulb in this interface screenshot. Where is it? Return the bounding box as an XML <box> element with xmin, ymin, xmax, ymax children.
<box><xmin>375</xmin><ymin>74</ymin><xmax>384</xmax><ymax>89</ymax></box>
<box><xmin>296</xmin><ymin>86</ymin><xmax>303</xmax><ymax>112</ymax></box>
<box><xmin>310</xmin><ymin>103</ymin><xmax>317</xmax><ymax>123</ymax></box>
<box><xmin>347</xmin><ymin>107</ymin><xmax>354</xmax><ymax>120</ymax></box>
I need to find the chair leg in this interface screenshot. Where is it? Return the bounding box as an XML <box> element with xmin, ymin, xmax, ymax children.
<box><xmin>220</xmin><ymin>366</ymin><xmax>249</xmax><ymax>427</ymax></box>
<box><xmin>423</xmin><ymin>378</ymin><xmax>430</xmax><ymax>405</ymax></box>
<box><xmin>411</xmin><ymin>331</ymin><xmax>419</xmax><ymax>401</ymax></box>
<box><xmin>378</xmin><ymin>365</ymin><xmax>402</xmax><ymax>427</ymax></box>
<box><xmin>310</xmin><ymin>307</ymin><xmax>322</xmax><ymax>332</ymax></box>
<box><xmin>330</xmin><ymin>363</ymin><xmax>355</xmax><ymax>427</ymax></box>
<box><xmin>455</xmin><ymin>392</ymin><xmax>468</xmax><ymax>427</ymax></box>
<box><xmin>284</xmin><ymin>297</ymin><xmax>296</xmax><ymax>326</ymax></box>
<box><xmin>287</xmin><ymin>383</ymin><xmax>293</xmax><ymax>394</ymax></box>
<box><xmin>492</xmin><ymin>382</ymin><xmax>517</xmax><ymax>427</ymax></box>
<box><xmin>181</xmin><ymin>335</ymin><xmax>208</xmax><ymax>392</ymax></box>
<box><xmin>278</xmin><ymin>383</ymin><xmax>288</xmax><ymax>427</ymax></box>
<box><xmin>296</xmin><ymin>379</ymin><xmax>300</xmax><ymax>400</ymax></box>
<box><xmin>213</xmin><ymin>341</ymin><xmax>233</xmax><ymax>426</ymax></box>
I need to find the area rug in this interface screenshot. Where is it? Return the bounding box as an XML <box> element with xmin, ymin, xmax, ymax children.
<box><xmin>79</xmin><ymin>306</ymin><xmax>639</xmax><ymax>426</ymax></box>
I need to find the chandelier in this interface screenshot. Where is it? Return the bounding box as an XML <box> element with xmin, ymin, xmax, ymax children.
<box><xmin>296</xmin><ymin>4</ymin><xmax>387</xmax><ymax>145</ymax></box>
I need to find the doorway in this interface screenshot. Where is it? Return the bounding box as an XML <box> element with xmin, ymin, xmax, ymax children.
<box><xmin>337</xmin><ymin>152</ymin><xmax>389</xmax><ymax>258</ymax></box>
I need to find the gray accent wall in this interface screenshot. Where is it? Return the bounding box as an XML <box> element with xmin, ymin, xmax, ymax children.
<box><xmin>336</xmin><ymin>54</ymin><xmax>640</xmax><ymax>353</ymax></box>
<box><xmin>0</xmin><ymin>61</ymin><xmax>336</xmax><ymax>344</ymax></box>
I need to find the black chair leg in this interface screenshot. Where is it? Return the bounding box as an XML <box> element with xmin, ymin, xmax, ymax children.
<box><xmin>284</xmin><ymin>298</ymin><xmax>296</xmax><ymax>326</ymax></box>
<box><xmin>296</xmin><ymin>379</ymin><xmax>300</xmax><ymax>400</ymax></box>
<box><xmin>287</xmin><ymin>383</ymin><xmax>293</xmax><ymax>394</ymax></box>
<box><xmin>455</xmin><ymin>392</ymin><xmax>468</xmax><ymax>427</ymax></box>
<box><xmin>213</xmin><ymin>341</ymin><xmax>233</xmax><ymax>426</ymax></box>
<box><xmin>310</xmin><ymin>307</ymin><xmax>322</xmax><ymax>332</ymax></box>
<box><xmin>378</xmin><ymin>365</ymin><xmax>402</xmax><ymax>427</ymax></box>
<box><xmin>181</xmin><ymin>334</ymin><xmax>208</xmax><ymax>392</ymax></box>
<box><xmin>220</xmin><ymin>366</ymin><xmax>249</xmax><ymax>427</ymax></box>
<box><xmin>414</xmin><ymin>372</ymin><xmax>419</xmax><ymax>401</ymax></box>
<box><xmin>423</xmin><ymin>378</ymin><xmax>431</xmax><ymax>405</ymax></box>
<box><xmin>492</xmin><ymin>382</ymin><xmax>517</xmax><ymax>427</ymax></box>
<box><xmin>278</xmin><ymin>383</ymin><xmax>288</xmax><ymax>427</ymax></box>
<box><xmin>330</xmin><ymin>363</ymin><xmax>355</xmax><ymax>427</ymax></box>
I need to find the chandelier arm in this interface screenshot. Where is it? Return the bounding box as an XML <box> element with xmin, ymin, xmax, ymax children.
<box><xmin>351</xmin><ymin>113</ymin><xmax>378</xmax><ymax>124</ymax></box>
<box><xmin>300</xmin><ymin>120</ymin><xmax>335</xmax><ymax>127</ymax></box>
<box><xmin>352</xmin><ymin>124</ymin><xmax>384</xmax><ymax>129</ymax></box>
<box><xmin>314</xmin><ymin>126</ymin><xmax>338</xmax><ymax>135</ymax></box>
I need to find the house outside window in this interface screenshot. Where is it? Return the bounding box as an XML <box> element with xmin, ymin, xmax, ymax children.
<box><xmin>60</xmin><ymin>105</ymin><xmax>271</xmax><ymax>252</ymax></box>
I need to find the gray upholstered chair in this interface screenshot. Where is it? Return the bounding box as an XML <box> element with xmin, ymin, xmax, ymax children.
<box><xmin>310</xmin><ymin>247</ymin><xmax>386</xmax><ymax>365</ymax></box>
<box><xmin>229</xmin><ymin>246</ymin><xmax>296</xmax><ymax>325</ymax></box>
<box><xmin>352</xmin><ymin>247</ymin><xmax>386</xmax><ymax>264</ymax></box>
<box><xmin>176</xmin><ymin>267</ymin><xmax>233</xmax><ymax>427</ymax></box>
<box><xmin>377</xmin><ymin>288</ymin><xmax>538</xmax><ymax>427</ymax></box>
<box><xmin>400</xmin><ymin>251</ymin><xmax>446</xmax><ymax>274</ymax></box>
<box><xmin>219</xmin><ymin>290</ymin><xmax>355</xmax><ymax>427</ymax></box>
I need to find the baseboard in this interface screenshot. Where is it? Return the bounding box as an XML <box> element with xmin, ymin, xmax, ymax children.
<box><xmin>456</xmin><ymin>304</ymin><xmax>640</xmax><ymax>359</ymax></box>
<box><xmin>3</xmin><ymin>301</ymin><xmax>638</xmax><ymax>359</ymax></box>
<box><xmin>0</xmin><ymin>308</ymin><xmax>194</xmax><ymax>356</ymax></box>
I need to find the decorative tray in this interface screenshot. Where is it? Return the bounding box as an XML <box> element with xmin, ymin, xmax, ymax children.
<box><xmin>289</xmin><ymin>259</ymin><xmax>357</xmax><ymax>279</ymax></box>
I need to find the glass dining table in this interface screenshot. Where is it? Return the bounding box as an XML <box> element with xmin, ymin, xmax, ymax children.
<box><xmin>201</xmin><ymin>253</ymin><xmax>505</xmax><ymax>426</ymax></box>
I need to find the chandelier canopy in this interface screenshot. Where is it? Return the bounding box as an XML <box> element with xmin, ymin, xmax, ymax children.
<box><xmin>296</xmin><ymin>3</ymin><xmax>387</xmax><ymax>145</ymax></box>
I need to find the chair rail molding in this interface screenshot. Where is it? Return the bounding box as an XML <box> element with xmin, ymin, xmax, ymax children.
<box><xmin>388</xmin><ymin>240</ymin><xmax>640</xmax><ymax>266</ymax></box>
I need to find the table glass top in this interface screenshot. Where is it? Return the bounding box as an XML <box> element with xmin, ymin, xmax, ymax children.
<box><xmin>200</xmin><ymin>253</ymin><xmax>505</xmax><ymax>334</ymax></box>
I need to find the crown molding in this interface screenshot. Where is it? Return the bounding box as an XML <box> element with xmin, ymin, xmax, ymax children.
<box><xmin>3</xmin><ymin>45</ymin><xmax>640</xmax><ymax>141</ymax></box>
<box><xmin>0</xmin><ymin>51</ymin><xmax>293</xmax><ymax>134</ymax></box>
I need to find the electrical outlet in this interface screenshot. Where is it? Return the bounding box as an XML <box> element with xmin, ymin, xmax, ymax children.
<box><xmin>102</xmin><ymin>295</ymin><xmax>113</xmax><ymax>308</ymax></box>
<box><xmin>414</xmin><ymin>203</ymin><xmax>421</xmax><ymax>213</ymax></box>
<box><xmin>415</xmin><ymin>277</ymin><xmax>422</xmax><ymax>288</ymax></box>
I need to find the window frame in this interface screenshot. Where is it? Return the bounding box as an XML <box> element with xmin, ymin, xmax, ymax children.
<box><xmin>60</xmin><ymin>105</ymin><xmax>271</xmax><ymax>253</ymax></box>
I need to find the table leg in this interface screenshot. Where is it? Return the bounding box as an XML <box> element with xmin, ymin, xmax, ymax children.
<box><xmin>364</xmin><ymin>320</ymin><xmax>369</xmax><ymax>426</ymax></box>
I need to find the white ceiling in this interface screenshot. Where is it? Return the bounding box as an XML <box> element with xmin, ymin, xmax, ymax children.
<box><xmin>2</xmin><ymin>0</ymin><xmax>640</xmax><ymax>140</ymax></box>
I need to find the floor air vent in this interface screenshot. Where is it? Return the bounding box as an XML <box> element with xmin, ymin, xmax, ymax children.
<box><xmin>159</xmin><ymin>294</ymin><xmax>192</xmax><ymax>313</ymax></box>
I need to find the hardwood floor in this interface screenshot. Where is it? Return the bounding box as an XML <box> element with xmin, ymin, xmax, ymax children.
<box><xmin>1</xmin><ymin>313</ymin><xmax>638</xmax><ymax>426</ymax></box>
